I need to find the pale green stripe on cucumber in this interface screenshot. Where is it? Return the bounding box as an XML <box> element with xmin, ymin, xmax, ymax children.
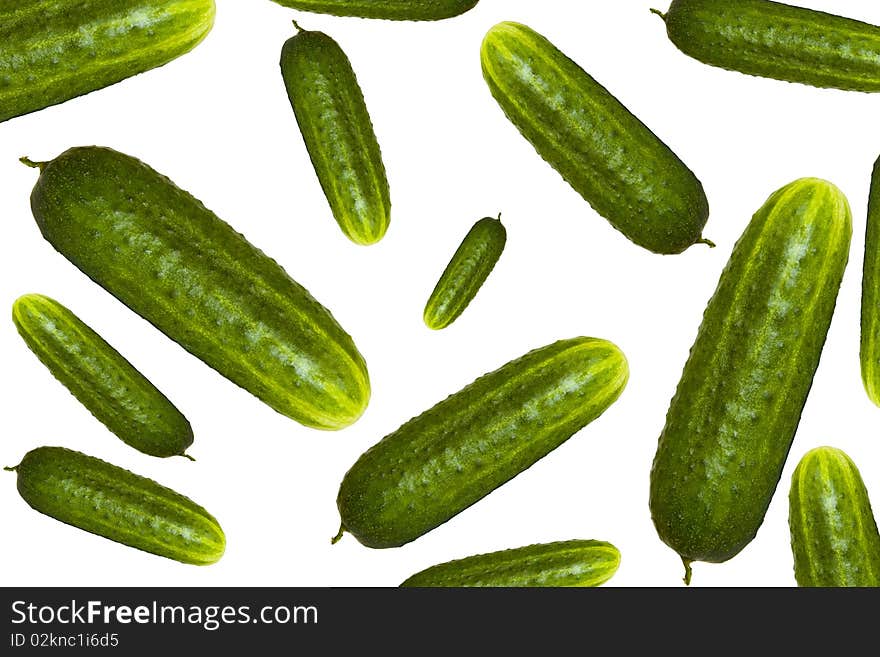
<box><xmin>270</xmin><ymin>0</ymin><xmax>478</xmax><ymax>21</ymax></box>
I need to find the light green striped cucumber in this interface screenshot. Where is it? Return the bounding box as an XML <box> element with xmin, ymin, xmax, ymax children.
<box><xmin>789</xmin><ymin>447</ymin><xmax>880</xmax><ymax>587</ymax></box>
<box><xmin>423</xmin><ymin>215</ymin><xmax>506</xmax><ymax>330</ymax></box>
<box><xmin>6</xmin><ymin>446</ymin><xmax>225</xmax><ymax>565</ymax></box>
<box><xmin>0</xmin><ymin>0</ymin><xmax>215</xmax><ymax>123</ymax></box>
<box><xmin>649</xmin><ymin>178</ymin><xmax>852</xmax><ymax>584</ymax></box>
<box><xmin>654</xmin><ymin>0</ymin><xmax>880</xmax><ymax>92</ymax></box>
<box><xmin>12</xmin><ymin>294</ymin><xmax>193</xmax><ymax>458</ymax></box>
<box><xmin>481</xmin><ymin>22</ymin><xmax>709</xmax><ymax>254</ymax></box>
<box><xmin>25</xmin><ymin>146</ymin><xmax>370</xmax><ymax>430</ymax></box>
<box><xmin>270</xmin><ymin>0</ymin><xmax>478</xmax><ymax>21</ymax></box>
<box><xmin>280</xmin><ymin>24</ymin><xmax>390</xmax><ymax>245</ymax></box>
<box><xmin>336</xmin><ymin>337</ymin><xmax>628</xmax><ymax>549</ymax></box>
<box><xmin>401</xmin><ymin>540</ymin><xmax>620</xmax><ymax>587</ymax></box>
<box><xmin>861</xmin><ymin>156</ymin><xmax>880</xmax><ymax>405</ymax></box>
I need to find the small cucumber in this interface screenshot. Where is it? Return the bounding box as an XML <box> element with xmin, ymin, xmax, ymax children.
<box><xmin>280</xmin><ymin>25</ymin><xmax>390</xmax><ymax>246</ymax></box>
<box><xmin>789</xmin><ymin>447</ymin><xmax>880</xmax><ymax>587</ymax></box>
<box><xmin>12</xmin><ymin>294</ymin><xmax>193</xmax><ymax>459</ymax></box>
<box><xmin>654</xmin><ymin>0</ymin><xmax>880</xmax><ymax>92</ymax></box>
<box><xmin>270</xmin><ymin>1</ymin><xmax>478</xmax><ymax>21</ymax></box>
<box><xmin>649</xmin><ymin>178</ymin><xmax>852</xmax><ymax>583</ymax></box>
<box><xmin>861</xmin><ymin>156</ymin><xmax>880</xmax><ymax>406</ymax></box>
<box><xmin>423</xmin><ymin>215</ymin><xmax>506</xmax><ymax>330</ymax></box>
<box><xmin>0</xmin><ymin>0</ymin><xmax>215</xmax><ymax>123</ymax></box>
<box><xmin>6</xmin><ymin>446</ymin><xmax>224</xmax><ymax>565</ymax></box>
<box><xmin>401</xmin><ymin>540</ymin><xmax>620</xmax><ymax>587</ymax></box>
<box><xmin>480</xmin><ymin>21</ymin><xmax>710</xmax><ymax>254</ymax></box>
<box><xmin>336</xmin><ymin>337</ymin><xmax>628</xmax><ymax>549</ymax></box>
<box><xmin>25</xmin><ymin>146</ymin><xmax>370</xmax><ymax>430</ymax></box>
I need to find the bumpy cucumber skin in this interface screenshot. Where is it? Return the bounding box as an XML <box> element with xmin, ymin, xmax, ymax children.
<box><xmin>401</xmin><ymin>540</ymin><xmax>620</xmax><ymax>587</ymax></box>
<box><xmin>423</xmin><ymin>216</ymin><xmax>506</xmax><ymax>330</ymax></box>
<box><xmin>271</xmin><ymin>0</ymin><xmax>478</xmax><ymax>21</ymax></box>
<box><xmin>649</xmin><ymin>179</ymin><xmax>852</xmax><ymax>573</ymax></box>
<box><xmin>0</xmin><ymin>0</ymin><xmax>215</xmax><ymax>123</ymax></box>
<box><xmin>281</xmin><ymin>29</ymin><xmax>390</xmax><ymax>246</ymax></box>
<box><xmin>28</xmin><ymin>146</ymin><xmax>370</xmax><ymax>430</ymax></box>
<box><xmin>861</xmin><ymin>157</ymin><xmax>880</xmax><ymax>406</ymax></box>
<box><xmin>10</xmin><ymin>446</ymin><xmax>225</xmax><ymax>565</ymax></box>
<box><xmin>12</xmin><ymin>294</ymin><xmax>192</xmax><ymax>458</ymax></box>
<box><xmin>789</xmin><ymin>447</ymin><xmax>880</xmax><ymax>587</ymax></box>
<box><xmin>337</xmin><ymin>337</ymin><xmax>629</xmax><ymax>549</ymax></box>
<box><xmin>659</xmin><ymin>0</ymin><xmax>880</xmax><ymax>92</ymax></box>
<box><xmin>480</xmin><ymin>22</ymin><xmax>709</xmax><ymax>254</ymax></box>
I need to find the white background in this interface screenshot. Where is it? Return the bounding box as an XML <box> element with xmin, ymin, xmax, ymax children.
<box><xmin>3</xmin><ymin>0</ymin><xmax>880</xmax><ymax>588</ymax></box>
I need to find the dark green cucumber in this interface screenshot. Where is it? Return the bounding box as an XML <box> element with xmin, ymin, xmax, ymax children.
<box><xmin>654</xmin><ymin>0</ymin><xmax>880</xmax><ymax>92</ymax></box>
<box><xmin>26</xmin><ymin>146</ymin><xmax>369</xmax><ymax>430</ymax></box>
<box><xmin>423</xmin><ymin>215</ymin><xmax>506</xmax><ymax>330</ymax></box>
<box><xmin>401</xmin><ymin>540</ymin><xmax>620</xmax><ymax>587</ymax></box>
<box><xmin>649</xmin><ymin>179</ymin><xmax>852</xmax><ymax>583</ymax></box>
<box><xmin>789</xmin><ymin>447</ymin><xmax>880</xmax><ymax>587</ymax></box>
<box><xmin>861</xmin><ymin>156</ymin><xmax>880</xmax><ymax>405</ymax></box>
<box><xmin>280</xmin><ymin>25</ymin><xmax>390</xmax><ymax>245</ymax></box>
<box><xmin>12</xmin><ymin>294</ymin><xmax>193</xmax><ymax>458</ymax></box>
<box><xmin>270</xmin><ymin>0</ymin><xmax>478</xmax><ymax>21</ymax></box>
<box><xmin>336</xmin><ymin>337</ymin><xmax>628</xmax><ymax>549</ymax></box>
<box><xmin>480</xmin><ymin>21</ymin><xmax>709</xmax><ymax>254</ymax></box>
<box><xmin>0</xmin><ymin>0</ymin><xmax>215</xmax><ymax>123</ymax></box>
<box><xmin>6</xmin><ymin>446</ymin><xmax>224</xmax><ymax>565</ymax></box>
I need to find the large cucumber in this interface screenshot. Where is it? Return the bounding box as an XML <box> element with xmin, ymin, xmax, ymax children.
<box><xmin>649</xmin><ymin>178</ymin><xmax>852</xmax><ymax>583</ymax></box>
<box><xmin>0</xmin><ymin>0</ymin><xmax>215</xmax><ymax>123</ymax></box>
<box><xmin>25</xmin><ymin>146</ymin><xmax>370</xmax><ymax>431</ymax></box>
<box><xmin>12</xmin><ymin>294</ymin><xmax>193</xmax><ymax>458</ymax></box>
<box><xmin>270</xmin><ymin>1</ymin><xmax>478</xmax><ymax>21</ymax></box>
<box><xmin>861</xmin><ymin>156</ymin><xmax>880</xmax><ymax>405</ymax></box>
<box><xmin>654</xmin><ymin>0</ymin><xmax>880</xmax><ymax>92</ymax></box>
<box><xmin>789</xmin><ymin>447</ymin><xmax>880</xmax><ymax>587</ymax></box>
<box><xmin>480</xmin><ymin>21</ymin><xmax>710</xmax><ymax>254</ymax></box>
<box><xmin>5</xmin><ymin>446</ymin><xmax>224</xmax><ymax>565</ymax></box>
<box><xmin>336</xmin><ymin>337</ymin><xmax>628</xmax><ymax>549</ymax></box>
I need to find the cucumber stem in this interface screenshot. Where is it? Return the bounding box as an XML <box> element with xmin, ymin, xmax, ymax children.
<box><xmin>291</xmin><ymin>18</ymin><xmax>304</xmax><ymax>33</ymax></box>
<box><xmin>20</xmin><ymin>156</ymin><xmax>47</xmax><ymax>170</ymax></box>
<box><xmin>181</xmin><ymin>453</ymin><xmax>196</xmax><ymax>462</ymax></box>
<box><xmin>331</xmin><ymin>524</ymin><xmax>346</xmax><ymax>545</ymax></box>
<box><xmin>3</xmin><ymin>465</ymin><xmax>18</xmax><ymax>472</ymax></box>
<box><xmin>682</xmin><ymin>558</ymin><xmax>693</xmax><ymax>586</ymax></box>
<box><xmin>697</xmin><ymin>237</ymin><xmax>716</xmax><ymax>248</ymax></box>
<box><xmin>650</xmin><ymin>8</ymin><xmax>667</xmax><ymax>21</ymax></box>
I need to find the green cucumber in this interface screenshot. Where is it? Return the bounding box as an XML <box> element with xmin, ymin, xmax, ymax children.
<box><xmin>861</xmin><ymin>156</ymin><xmax>880</xmax><ymax>406</ymax></box>
<box><xmin>12</xmin><ymin>294</ymin><xmax>193</xmax><ymax>458</ymax></box>
<box><xmin>0</xmin><ymin>0</ymin><xmax>215</xmax><ymax>123</ymax></box>
<box><xmin>423</xmin><ymin>215</ymin><xmax>506</xmax><ymax>330</ymax></box>
<box><xmin>280</xmin><ymin>25</ymin><xmax>390</xmax><ymax>245</ymax></box>
<box><xmin>649</xmin><ymin>178</ymin><xmax>852</xmax><ymax>583</ymax></box>
<box><xmin>25</xmin><ymin>146</ymin><xmax>370</xmax><ymax>431</ymax></box>
<box><xmin>5</xmin><ymin>446</ymin><xmax>224</xmax><ymax>565</ymax></box>
<box><xmin>270</xmin><ymin>0</ymin><xmax>478</xmax><ymax>21</ymax></box>
<box><xmin>653</xmin><ymin>0</ymin><xmax>880</xmax><ymax>92</ymax></box>
<box><xmin>789</xmin><ymin>447</ymin><xmax>880</xmax><ymax>587</ymax></box>
<box><xmin>480</xmin><ymin>21</ymin><xmax>710</xmax><ymax>254</ymax></box>
<box><xmin>401</xmin><ymin>540</ymin><xmax>620</xmax><ymax>587</ymax></box>
<box><xmin>336</xmin><ymin>337</ymin><xmax>628</xmax><ymax>549</ymax></box>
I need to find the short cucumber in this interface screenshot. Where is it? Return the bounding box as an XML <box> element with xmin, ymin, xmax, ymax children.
<box><xmin>423</xmin><ymin>215</ymin><xmax>506</xmax><ymax>330</ymax></box>
<box><xmin>6</xmin><ymin>446</ymin><xmax>225</xmax><ymax>565</ymax></box>
<box><xmin>654</xmin><ymin>0</ymin><xmax>880</xmax><ymax>92</ymax></box>
<box><xmin>649</xmin><ymin>178</ymin><xmax>852</xmax><ymax>583</ymax></box>
<box><xmin>270</xmin><ymin>0</ymin><xmax>478</xmax><ymax>21</ymax></box>
<box><xmin>26</xmin><ymin>146</ymin><xmax>370</xmax><ymax>431</ymax></box>
<box><xmin>480</xmin><ymin>21</ymin><xmax>710</xmax><ymax>254</ymax></box>
<box><xmin>12</xmin><ymin>294</ymin><xmax>193</xmax><ymax>458</ymax></box>
<box><xmin>789</xmin><ymin>447</ymin><xmax>880</xmax><ymax>587</ymax></box>
<box><xmin>0</xmin><ymin>0</ymin><xmax>215</xmax><ymax>123</ymax></box>
<box><xmin>280</xmin><ymin>25</ymin><xmax>390</xmax><ymax>245</ymax></box>
<box><xmin>336</xmin><ymin>337</ymin><xmax>628</xmax><ymax>549</ymax></box>
<box><xmin>401</xmin><ymin>540</ymin><xmax>620</xmax><ymax>587</ymax></box>
<box><xmin>861</xmin><ymin>156</ymin><xmax>880</xmax><ymax>406</ymax></box>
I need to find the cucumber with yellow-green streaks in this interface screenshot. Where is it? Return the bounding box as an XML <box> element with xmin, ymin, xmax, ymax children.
<box><xmin>6</xmin><ymin>446</ymin><xmax>224</xmax><ymax>565</ymax></box>
<box><xmin>270</xmin><ymin>0</ymin><xmax>478</xmax><ymax>21</ymax></box>
<box><xmin>0</xmin><ymin>0</ymin><xmax>215</xmax><ymax>123</ymax></box>
<box><xmin>336</xmin><ymin>337</ymin><xmax>629</xmax><ymax>549</ymax></box>
<box><xmin>480</xmin><ymin>21</ymin><xmax>709</xmax><ymax>254</ymax></box>
<box><xmin>12</xmin><ymin>294</ymin><xmax>193</xmax><ymax>458</ymax></box>
<box><xmin>789</xmin><ymin>447</ymin><xmax>880</xmax><ymax>587</ymax></box>
<box><xmin>649</xmin><ymin>178</ymin><xmax>852</xmax><ymax>584</ymax></box>
<box><xmin>861</xmin><ymin>156</ymin><xmax>880</xmax><ymax>406</ymax></box>
<box><xmin>25</xmin><ymin>146</ymin><xmax>370</xmax><ymax>430</ymax></box>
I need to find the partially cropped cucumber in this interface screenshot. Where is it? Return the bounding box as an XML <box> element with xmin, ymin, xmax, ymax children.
<box><xmin>270</xmin><ymin>0</ymin><xmax>478</xmax><ymax>21</ymax></box>
<box><xmin>861</xmin><ymin>156</ymin><xmax>880</xmax><ymax>406</ymax></box>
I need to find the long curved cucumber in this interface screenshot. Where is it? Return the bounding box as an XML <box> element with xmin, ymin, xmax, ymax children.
<box><xmin>861</xmin><ymin>156</ymin><xmax>880</xmax><ymax>406</ymax></box>
<box><xmin>654</xmin><ymin>0</ymin><xmax>880</xmax><ymax>92</ymax></box>
<box><xmin>270</xmin><ymin>0</ymin><xmax>478</xmax><ymax>21</ymax></box>
<box><xmin>12</xmin><ymin>294</ymin><xmax>193</xmax><ymax>458</ymax></box>
<box><xmin>649</xmin><ymin>178</ymin><xmax>852</xmax><ymax>583</ymax></box>
<box><xmin>6</xmin><ymin>446</ymin><xmax>224</xmax><ymax>565</ymax></box>
<box><xmin>25</xmin><ymin>146</ymin><xmax>370</xmax><ymax>430</ymax></box>
<box><xmin>0</xmin><ymin>0</ymin><xmax>215</xmax><ymax>123</ymax></box>
<box><xmin>336</xmin><ymin>337</ymin><xmax>628</xmax><ymax>549</ymax></box>
<box><xmin>480</xmin><ymin>21</ymin><xmax>709</xmax><ymax>254</ymax></box>
<box><xmin>423</xmin><ymin>215</ymin><xmax>506</xmax><ymax>330</ymax></box>
<box><xmin>789</xmin><ymin>447</ymin><xmax>880</xmax><ymax>587</ymax></box>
